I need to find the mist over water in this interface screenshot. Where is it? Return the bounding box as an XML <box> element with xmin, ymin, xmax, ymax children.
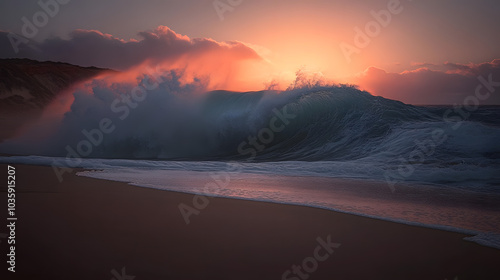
<box><xmin>1</xmin><ymin>68</ymin><xmax>499</xmax><ymax>189</ymax></box>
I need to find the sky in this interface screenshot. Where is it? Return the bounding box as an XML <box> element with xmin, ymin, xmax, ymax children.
<box><xmin>1</xmin><ymin>0</ymin><xmax>499</xmax><ymax>104</ymax></box>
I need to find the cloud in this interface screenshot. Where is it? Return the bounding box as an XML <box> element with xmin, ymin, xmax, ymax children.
<box><xmin>443</xmin><ymin>59</ymin><xmax>500</xmax><ymax>75</ymax></box>
<box><xmin>0</xmin><ymin>26</ymin><xmax>269</xmax><ymax>91</ymax></box>
<box><xmin>410</xmin><ymin>62</ymin><xmax>436</xmax><ymax>68</ymax></box>
<box><xmin>0</xmin><ymin>26</ymin><xmax>262</xmax><ymax>70</ymax></box>
<box><xmin>357</xmin><ymin>59</ymin><xmax>500</xmax><ymax>105</ymax></box>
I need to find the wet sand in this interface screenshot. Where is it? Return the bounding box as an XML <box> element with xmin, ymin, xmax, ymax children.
<box><xmin>1</xmin><ymin>164</ymin><xmax>499</xmax><ymax>279</ymax></box>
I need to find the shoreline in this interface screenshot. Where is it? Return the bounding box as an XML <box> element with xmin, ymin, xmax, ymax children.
<box><xmin>85</xmin><ymin>176</ymin><xmax>500</xmax><ymax>250</ymax></box>
<box><xmin>2</xmin><ymin>154</ymin><xmax>499</xmax><ymax>245</ymax></box>
<box><xmin>1</xmin><ymin>163</ymin><xmax>500</xmax><ymax>279</ymax></box>
<box><xmin>77</xmin><ymin>167</ymin><xmax>500</xmax><ymax>245</ymax></box>
<box><xmin>84</xmin><ymin>172</ymin><xmax>482</xmax><ymax>235</ymax></box>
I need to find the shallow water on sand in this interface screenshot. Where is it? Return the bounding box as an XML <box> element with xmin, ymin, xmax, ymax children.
<box><xmin>78</xmin><ymin>168</ymin><xmax>500</xmax><ymax>238</ymax></box>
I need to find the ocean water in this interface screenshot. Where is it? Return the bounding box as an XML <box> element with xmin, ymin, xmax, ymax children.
<box><xmin>1</xmin><ymin>85</ymin><xmax>499</xmax><ymax>248</ymax></box>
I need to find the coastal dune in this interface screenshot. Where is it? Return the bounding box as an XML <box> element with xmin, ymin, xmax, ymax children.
<box><xmin>1</xmin><ymin>164</ymin><xmax>499</xmax><ymax>279</ymax></box>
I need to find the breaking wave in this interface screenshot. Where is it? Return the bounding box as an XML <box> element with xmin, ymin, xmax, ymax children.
<box><xmin>1</xmin><ymin>72</ymin><xmax>499</xmax><ymax>187</ymax></box>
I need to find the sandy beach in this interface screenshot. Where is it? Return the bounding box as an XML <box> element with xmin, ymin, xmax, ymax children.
<box><xmin>1</xmin><ymin>163</ymin><xmax>500</xmax><ymax>280</ymax></box>
<box><xmin>2</xmin><ymin>0</ymin><xmax>500</xmax><ymax>278</ymax></box>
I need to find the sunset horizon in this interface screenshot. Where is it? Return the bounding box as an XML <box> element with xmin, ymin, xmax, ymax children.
<box><xmin>1</xmin><ymin>0</ymin><xmax>499</xmax><ymax>105</ymax></box>
<box><xmin>1</xmin><ymin>1</ymin><xmax>500</xmax><ymax>279</ymax></box>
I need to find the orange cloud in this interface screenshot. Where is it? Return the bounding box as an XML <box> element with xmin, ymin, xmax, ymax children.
<box><xmin>0</xmin><ymin>26</ymin><xmax>269</xmax><ymax>91</ymax></box>
<box><xmin>357</xmin><ymin>59</ymin><xmax>500</xmax><ymax>105</ymax></box>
